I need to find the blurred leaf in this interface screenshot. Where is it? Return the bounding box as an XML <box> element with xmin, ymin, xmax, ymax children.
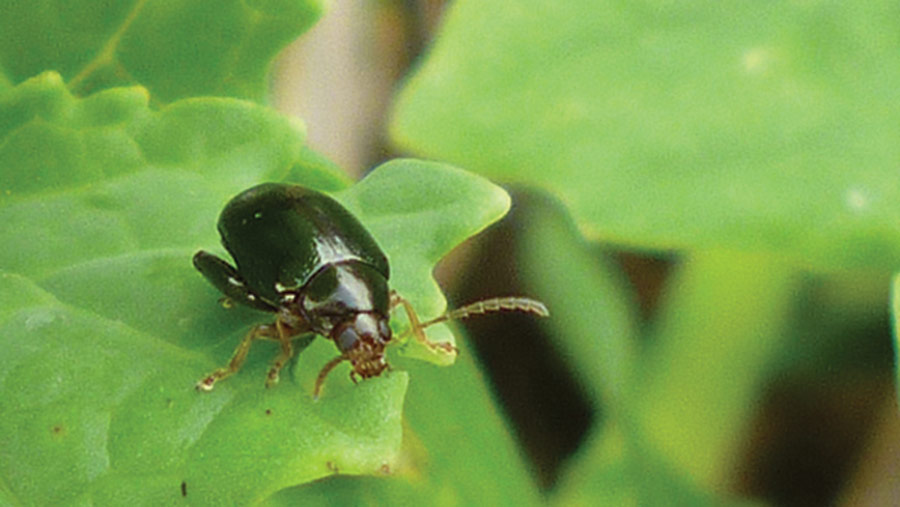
<box><xmin>551</xmin><ymin>251</ymin><xmax>794</xmax><ymax>504</ymax></box>
<box><xmin>777</xmin><ymin>272</ymin><xmax>891</xmax><ymax>376</ymax></box>
<box><xmin>552</xmin><ymin>421</ymin><xmax>716</xmax><ymax>506</ymax></box>
<box><xmin>265</xmin><ymin>339</ymin><xmax>542</xmax><ymax>506</ymax></box>
<box><xmin>0</xmin><ymin>74</ymin><xmax>511</xmax><ymax>503</ymax></box>
<box><xmin>0</xmin><ymin>0</ymin><xmax>323</xmax><ymax>103</ymax></box>
<box><xmin>631</xmin><ymin>251</ymin><xmax>796</xmax><ymax>489</ymax></box>
<box><xmin>516</xmin><ymin>190</ymin><xmax>638</xmax><ymax>409</ymax></box>
<box><xmin>891</xmin><ymin>274</ymin><xmax>900</xmax><ymax>405</ymax></box>
<box><xmin>391</xmin><ymin>0</ymin><xmax>900</xmax><ymax>270</ymax></box>
<box><xmin>286</xmin><ymin>146</ymin><xmax>353</xmax><ymax>192</ymax></box>
<box><xmin>515</xmin><ymin>192</ymin><xmax>720</xmax><ymax>503</ymax></box>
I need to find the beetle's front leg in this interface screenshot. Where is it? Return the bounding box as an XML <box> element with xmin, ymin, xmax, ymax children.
<box><xmin>196</xmin><ymin>323</ymin><xmax>279</xmax><ymax>391</ymax></box>
<box><xmin>389</xmin><ymin>291</ymin><xmax>458</xmax><ymax>355</ymax></box>
<box><xmin>314</xmin><ymin>355</ymin><xmax>347</xmax><ymax>400</ymax></box>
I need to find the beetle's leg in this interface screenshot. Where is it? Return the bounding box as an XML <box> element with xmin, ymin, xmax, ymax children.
<box><xmin>314</xmin><ymin>355</ymin><xmax>346</xmax><ymax>400</ymax></box>
<box><xmin>196</xmin><ymin>323</ymin><xmax>279</xmax><ymax>392</ymax></box>
<box><xmin>389</xmin><ymin>291</ymin><xmax>457</xmax><ymax>355</ymax></box>
<box><xmin>265</xmin><ymin>319</ymin><xmax>295</xmax><ymax>388</ymax></box>
<box><xmin>193</xmin><ymin>251</ymin><xmax>278</xmax><ymax>313</ymax></box>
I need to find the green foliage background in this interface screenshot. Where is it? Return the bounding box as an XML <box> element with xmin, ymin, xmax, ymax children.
<box><xmin>2</xmin><ymin>0</ymin><xmax>899</xmax><ymax>505</ymax></box>
<box><xmin>392</xmin><ymin>0</ymin><xmax>900</xmax><ymax>504</ymax></box>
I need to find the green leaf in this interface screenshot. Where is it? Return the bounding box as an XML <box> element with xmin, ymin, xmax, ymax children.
<box><xmin>514</xmin><ymin>192</ymin><xmax>719</xmax><ymax>503</ymax></box>
<box><xmin>891</xmin><ymin>274</ymin><xmax>900</xmax><ymax>406</ymax></box>
<box><xmin>1</xmin><ymin>271</ymin><xmax>409</xmax><ymax>505</ymax></box>
<box><xmin>264</xmin><ymin>339</ymin><xmax>542</xmax><ymax>506</ymax></box>
<box><xmin>0</xmin><ymin>0</ymin><xmax>323</xmax><ymax>103</ymax></box>
<box><xmin>391</xmin><ymin>0</ymin><xmax>900</xmax><ymax>270</ymax></box>
<box><xmin>631</xmin><ymin>251</ymin><xmax>796</xmax><ymax>489</ymax></box>
<box><xmin>286</xmin><ymin>146</ymin><xmax>353</xmax><ymax>192</ymax></box>
<box><xmin>552</xmin><ymin>421</ymin><xmax>717</xmax><ymax>506</ymax></box>
<box><xmin>0</xmin><ymin>75</ymin><xmax>510</xmax><ymax>503</ymax></box>
<box><xmin>515</xmin><ymin>190</ymin><xmax>637</xmax><ymax>408</ymax></box>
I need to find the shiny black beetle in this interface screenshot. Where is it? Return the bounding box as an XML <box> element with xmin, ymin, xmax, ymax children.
<box><xmin>194</xmin><ymin>183</ymin><xmax>548</xmax><ymax>397</ymax></box>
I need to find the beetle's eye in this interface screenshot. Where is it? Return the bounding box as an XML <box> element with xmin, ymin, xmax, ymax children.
<box><xmin>354</xmin><ymin>313</ymin><xmax>379</xmax><ymax>339</ymax></box>
<box><xmin>337</xmin><ymin>324</ymin><xmax>359</xmax><ymax>352</ymax></box>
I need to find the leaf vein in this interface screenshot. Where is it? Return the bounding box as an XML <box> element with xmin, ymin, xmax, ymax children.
<box><xmin>67</xmin><ymin>0</ymin><xmax>150</xmax><ymax>93</ymax></box>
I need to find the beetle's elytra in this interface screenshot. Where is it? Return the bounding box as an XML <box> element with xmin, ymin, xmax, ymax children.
<box><xmin>194</xmin><ymin>182</ymin><xmax>548</xmax><ymax>397</ymax></box>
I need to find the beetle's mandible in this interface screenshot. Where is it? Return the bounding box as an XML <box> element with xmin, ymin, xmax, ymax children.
<box><xmin>193</xmin><ymin>182</ymin><xmax>548</xmax><ymax>397</ymax></box>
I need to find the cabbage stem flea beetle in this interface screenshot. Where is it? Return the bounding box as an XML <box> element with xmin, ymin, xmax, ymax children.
<box><xmin>193</xmin><ymin>183</ymin><xmax>548</xmax><ymax>397</ymax></box>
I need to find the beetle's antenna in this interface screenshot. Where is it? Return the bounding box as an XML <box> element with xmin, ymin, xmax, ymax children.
<box><xmin>313</xmin><ymin>355</ymin><xmax>345</xmax><ymax>400</ymax></box>
<box><xmin>419</xmin><ymin>297</ymin><xmax>549</xmax><ymax>330</ymax></box>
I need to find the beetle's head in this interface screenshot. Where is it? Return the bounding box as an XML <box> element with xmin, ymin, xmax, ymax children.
<box><xmin>332</xmin><ymin>312</ymin><xmax>392</xmax><ymax>378</ymax></box>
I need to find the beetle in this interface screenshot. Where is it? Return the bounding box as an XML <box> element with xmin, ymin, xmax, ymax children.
<box><xmin>193</xmin><ymin>182</ymin><xmax>548</xmax><ymax>397</ymax></box>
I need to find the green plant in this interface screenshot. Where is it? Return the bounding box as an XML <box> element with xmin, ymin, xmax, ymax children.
<box><xmin>390</xmin><ymin>0</ymin><xmax>900</xmax><ymax>504</ymax></box>
<box><xmin>0</xmin><ymin>1</ymin><xmax>533</xmax><ymax>504</ymax></box>
<box><xmin>3</xmin><ymin>0</ymin><xmax>898</xmax><ymax>505</ymax></box>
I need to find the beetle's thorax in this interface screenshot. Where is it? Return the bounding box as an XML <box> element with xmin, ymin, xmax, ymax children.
<box><xmin>284</xmin><ymin>261</ymin><xmax>389</xmax><ymax>332</ymax></box>
<box><xmin>276</xmin><ymin>261</ymin><xmax>392</xmax><ymax>377</ymax></box>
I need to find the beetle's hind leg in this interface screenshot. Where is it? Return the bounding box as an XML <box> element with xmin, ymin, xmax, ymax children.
<box><xmin>196</xmin><ymin>323</ymin><xmax>279</xmax><ymax>392</ymax></box>
<box><xmin>389</xmin><ymin>291</ymin><xmax>457</xmax><ymax>355</ymax></box>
